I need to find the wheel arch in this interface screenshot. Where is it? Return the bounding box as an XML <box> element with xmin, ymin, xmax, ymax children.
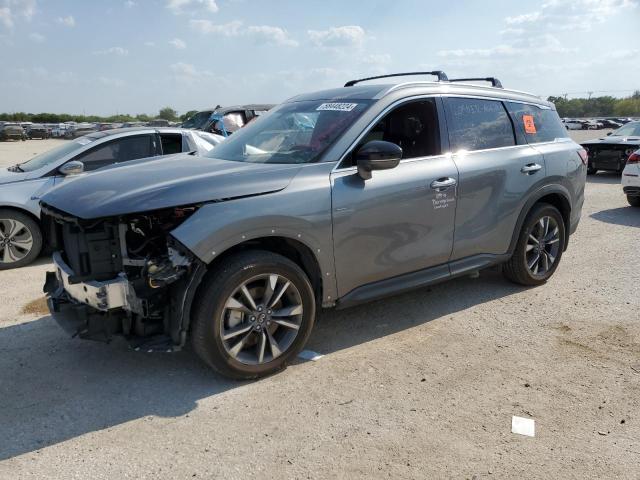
<box><xmin>0</xmin><ymin>204</ymin><xmax>42</xmax><ymax>225</ymax></box>
<box><xmin>508</xmin><ymin>186</ymin><xmax>572</xmax><ymax>254</ymax></box>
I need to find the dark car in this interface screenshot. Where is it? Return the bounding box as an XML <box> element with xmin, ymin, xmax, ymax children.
<box><xmin>27</xmin><ymin>124</ymin><xmax>50</xmax><ymax>139</ymax></box>
<box><xmin>0</xmin><ymin>123</ymin><xmax>27</xmax><ymax>141</ymax></box>
<box><xmin>42</xmin><ymin>72</ymin><xmax>587</xmax><ymax>379</ymax></box>
<box><xmin>182</xmin><ymin>104</ymin><xmax>274</xmax><ymax>136</ymax></box>
<box><xmin>581</xmin><ymin>121</ymin><xmax>640</xmax><ymax>174</ymax></box>
<box><xmin>598</xmin><ymin>119</ymin><xmax>623</xmax><ymax>129</ymax></box>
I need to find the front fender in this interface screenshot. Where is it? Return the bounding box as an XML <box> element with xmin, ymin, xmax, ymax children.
<box><xmin>170</xmin><ymin>162</ymin><xmax>337</xmax><ymax>305</ymax></box>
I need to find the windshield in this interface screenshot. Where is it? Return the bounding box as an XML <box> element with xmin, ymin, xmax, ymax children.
<box><xmin>611</xmin><ymin>122</ymin><xmax>640</xmax><ymax>137</ymax></box>
<box><xmin>207</xmin><ymin>100</ymin><xmax>373</xmax><ymax>164</ymax></box>
<box><xmin>17</xmin><ymin>138</ymin><xmax>94</xmax><ymax>172</ymax></box>
<box><xmin>182</xmin><ymin>111</ymin><xmax>213</xmax><ymax>130</ymax></box>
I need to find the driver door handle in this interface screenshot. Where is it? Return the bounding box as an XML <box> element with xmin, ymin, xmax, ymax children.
<box><xmin>430</xmin><ymin>177</ymin><xmax>457</xmax><ymax>191</ymax></box>
<box><xmin>521</xmin><ymin>163</ymin><xmax>542</xmax><ymax>174</ymax></box>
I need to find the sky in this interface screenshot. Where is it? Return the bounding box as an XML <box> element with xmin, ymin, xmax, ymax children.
<box><xmin>0</xmin><ymin>0</ymin><xmax>638</xmax><ymax>116</ymax></box>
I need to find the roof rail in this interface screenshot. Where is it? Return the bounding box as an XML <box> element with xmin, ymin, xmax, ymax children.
<box><xmin>344</xmin><ymin>71</ymin><xmax>449</xmax><ymax>87</ymax></box>
<box><xmin>449</xmin><ymin>77</ymin><xmax>503</xmax><ymax>89</ymax></box>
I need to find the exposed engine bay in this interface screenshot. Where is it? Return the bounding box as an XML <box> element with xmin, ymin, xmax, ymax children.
<box><xmin>41</xmin><ymin>203</ymin><xmax>206</xmax><ymax>350</ymax></box>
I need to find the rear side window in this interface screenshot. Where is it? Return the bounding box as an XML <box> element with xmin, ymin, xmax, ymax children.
<box><xmin>444</xmin><ymin>98</ymin><xmax>515</xmax><ymax>151</ymax></box>
<box><xmin>506</xmin><ymin>102</ymin><xmax>569</xmax><ymax>144</ymax></box>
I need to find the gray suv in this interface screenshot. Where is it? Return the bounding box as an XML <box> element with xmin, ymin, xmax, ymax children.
<box><xmin>41</xmin><ymin>72</ymin><xmax>586</xmax><ymax>379</ymax></box>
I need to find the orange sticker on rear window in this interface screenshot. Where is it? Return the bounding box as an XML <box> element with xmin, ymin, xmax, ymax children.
<box><xmin>523</xmin><ymin>114</ymin><xmax>537</xmax><ymax>134</ymax></box>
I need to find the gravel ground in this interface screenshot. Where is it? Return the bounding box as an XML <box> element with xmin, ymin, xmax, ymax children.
<box><xmin>1</xmin><ymin>130</ymin><xmax>639</xmax><ymax>479</ymax></box>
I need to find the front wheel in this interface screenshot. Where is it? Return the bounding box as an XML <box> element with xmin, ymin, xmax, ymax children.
<box><xmin>503</xmin><ymin>204</ymin><xmax>565</xmax><ymax>286</ymax></box>
<box><xmin>628</xmin><ymin>195</ymin><xmax>640</xmax><ymax>207</ymax></box>
<box><xmin>0</xmin><ymin>209</ymin><xmax>43</xmax><ymax>270</ymax></box>
<box><xmin>191</xmin><ymin>250</ymin><xmax>316</xmax><ymax>379</ymax></box>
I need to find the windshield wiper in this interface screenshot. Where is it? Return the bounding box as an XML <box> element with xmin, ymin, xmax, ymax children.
<box><xmin>8</xmin><ymin>164</ymin><xmax>24</xmax><ymax>172</ymax></box>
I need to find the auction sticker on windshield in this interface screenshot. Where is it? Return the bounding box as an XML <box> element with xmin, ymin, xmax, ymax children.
<box><xmin>316</xmin><ymin>103</ymin><xmax>358</xmax><ymax>112</ymax></box>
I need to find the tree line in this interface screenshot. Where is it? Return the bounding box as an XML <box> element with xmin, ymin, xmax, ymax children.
<box><xmin>547</xmin><ymin>91</ymin><xmax>640</xmax><ymax>118</ymax></box>
<box><xmin>0</xmin><ymin>107</ymin><xmax>199</xmax><ymax>124</ymax></box>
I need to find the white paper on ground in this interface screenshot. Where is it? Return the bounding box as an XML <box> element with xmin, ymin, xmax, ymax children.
<box><xmin>298</xmin><ymin>350</ymin><xmax>324</xmax><ymax>361</ymax></box>
<box><xmin>511</xmin><ymin>416</ymin><xmax>535</xmax><ymax>437</ymax></box>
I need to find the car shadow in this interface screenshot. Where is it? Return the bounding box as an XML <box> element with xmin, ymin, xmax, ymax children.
<box><xmin>0</xmin><ymin>270</ymin><xmax>521</xmax><ymax>460</ymax></box>
<box><xmin>587</xmin><ymin>172</ymin><xmax>621</xmax><ymax>185</ymax></box>
<box><xmin>590</xmin><ymin>207</ymin><xmax>640</xmax><ymax>228</ymax></box>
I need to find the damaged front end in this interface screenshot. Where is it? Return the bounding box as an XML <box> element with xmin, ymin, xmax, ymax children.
<box><xmin>42</xmin><ymin>203</ymin><xmax>206</xmax><ymax>351</ymax></box>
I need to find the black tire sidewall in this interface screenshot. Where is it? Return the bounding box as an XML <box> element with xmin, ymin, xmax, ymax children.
<box><xmin>193</xmin><ymin>251</ymin><xmax>316</xmax><ymax>379</ymax></box>
<box><xmin>0</xmin><ymin>209</ymin><xmax>43</xmax><ymax>270</ymax></box>
<box><xmin>517</xmin><ymin>205</ymin><xmax>565</xmax><ymax>283</ymax></box>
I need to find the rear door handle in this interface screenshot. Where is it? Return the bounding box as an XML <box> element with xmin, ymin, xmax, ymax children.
<box><xmin>430</xmin><ymin>177</ymin><xmax>457</xmax><ymax>191</ymax></box>
<box><xmin>521</xmin><ymin>163</ymin><xmax>542</xmax><ymax>174</ymax></box>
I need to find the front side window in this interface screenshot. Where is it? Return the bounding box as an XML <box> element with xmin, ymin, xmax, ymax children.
<box><xmin>343</xmin><ymin>99</ymin><xmax>440</xmax><ymax>167</ymax></box>
<box><xmin>506</xmin><ymin>102</ymin><xmax>569</xmax><ymax>144</ymax></box>
<box><xmin>208</xmin><ymin>100</ymin><xmax>373</xmax><ymax>164</ymax></box>
<box><xmin>75</xmin><ymin>135</ymin><xmax>155</xmax><ymax>171</ymax></box>
<box><xmin>445</xmin><ymin>97</ymin><xmax>515</xmax><ymax>151</ymax></box>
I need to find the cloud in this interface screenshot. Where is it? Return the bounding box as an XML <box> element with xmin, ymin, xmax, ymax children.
<box><xmin>28</xmin><ymin>32</ymin><xmax>44</xmax><ymax>42</ymax></box>
<box><xmin>167</xmin><ymin>0</ymin><xmax>218</xmax><ymax>14</ymax></box>
<box><xmin>144</xmin><ymin>41</ymin><xmax>155</xmax><ymax>47</ymax></box>
<box><xmin>246</xmin><ymin>25</ymin><xmax>298</xmax><ymax>46</ymax></box>
<box><xmin>169</xmin><ymin>38</ymin><xmax>187</xmax><ymax>49</ymax></box>
<box><xmin>170</xmin><ymin>62</ymin><xmax>198</xmax><ymax>77</ymax></box>
<box><xmin>56</xmin><ymin>15</ymin><xmax>75</xmax><ymax>27</ymax></box>
<box><xmin>437</xmin><ymin>34</ymin><xmax>576</xmax><ymax>59</ymax></box>
<box><xmin>505</xmin><ymin>0</ymin><xmax>637</xmax><ymax>31</ymax></box>
<box><xmin>92</xmin><ymin>46</ymin><xmax>129</xmax><ymax>56</ymax></box>
<box><xmin>124</xmin><ymin>0</ymin><xmax>136</xmax><ymax>7</ymax></box>
<box><xmin>0</xmin><ymin>0</ymin><xmax>37</xmax><ymax>29</ymax></box>
<box><xmin>190</xmin><ymin>19</ymin><xmax>242</xmax><ymax>35</ymax></box>
<box><xmin>191</xmin><ymin>19</ymin><xmax>298</xmax><ymax>46</ymax></box>
<box><xmin>307</xmin><ymin>25</ymin><xmax>365</xmax><ymax>48</ymax></box>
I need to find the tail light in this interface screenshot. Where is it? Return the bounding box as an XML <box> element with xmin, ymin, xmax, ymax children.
<box><xmin>628</xmin><ymin>152</ymin><xmax>640</xmax><ymax>164</ymax></box>
<box><xmin>577</xmin><ymin>148</ymin><xmax>588</xmax><ymax>165</ymax></box>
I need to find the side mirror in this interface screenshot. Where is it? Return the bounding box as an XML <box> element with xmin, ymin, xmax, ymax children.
<box><xmin>59</xmin><ymin>160</ymin><xmax>85</xmax><ymax>176</ymax></box>
<box><xmin>355</xmin><ymin>140</ymin><xmax>402</xmax><ymax>180</ymax></box>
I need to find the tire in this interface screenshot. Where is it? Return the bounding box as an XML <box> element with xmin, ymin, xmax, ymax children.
<box><xmin>191</xmin><ymin>250</ymin><xmax>316</xmax><ymax>380</ymax></box>
<box><xmin>503</xmin><ymin>203</ymin><xmax>565</xmax><ymax>286</ymax></box>
<box><xmin>628</xmin><ymin>196</ymin><xmax>640</xmax><ymax>207</ymax></box>
<box><xmin>0</xmin><ymin>209</ymin><xmax>43</xmax><ymax>270</ymax></box>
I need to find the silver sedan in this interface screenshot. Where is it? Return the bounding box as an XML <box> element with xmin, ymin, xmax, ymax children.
<box><xmin>0</xmin><ymin>127</ymin><xmax>224</xmax><ymax>269</ymax></box>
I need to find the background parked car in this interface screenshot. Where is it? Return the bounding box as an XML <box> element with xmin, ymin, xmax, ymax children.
<box><xmin>182</xmin><ymin>104</ymin><xmax>274</xmax><ymax>136</ymax></box>
<box><xmin>26</xmin><ymin>124</ymin><xmax>50</xmax><ymax>139</ymax></box>
<box><xmin>0</xmin><ymin>123</ymin><xmax>27</xmax><ymax>141</ymax></box>
<box><xmin>621</xmin><ymin>148</ymin><xmax>640</xmax><ymax>207</ymax></box>
<box><xmin>64</xmin><ymin>124</ymin><xmax>97</xmax><ymax>139</ymax></box>
<box><xmin>563</xmin><ymin>119</ymin><xmax>584</xmax><ymax>130</ymax></box>
<box><xmin>598</xmin><ymin>119</ymin><xmax>623</xmax><ymax>129</ymax></box>
<box><xmin>582</xmin><ymin>121</ymin><xmax>640</xmax><ymax>174</ymax></box>
<box><xmin>0</xmin><ymin>127</ymin><xmax>224</xmax><ymax>269</ymax></box>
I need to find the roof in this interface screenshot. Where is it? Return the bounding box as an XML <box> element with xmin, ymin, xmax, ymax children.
<box><xmin>84</xmin><ymin>126</ymin><xmax>199</xmax><ymax>140</ymax></box>
<box><xmin>212</xmin><ymin>104</ymin><xmax>275</xmax><ymax>114</ymax></box>
<box><xmin>286</xmin><ymin>80</ymin><xmax>550</xmax><ymax>107</ymax></box>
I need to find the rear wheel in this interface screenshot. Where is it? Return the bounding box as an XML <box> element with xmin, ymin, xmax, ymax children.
<box><xmin>0</xmin><ymin>209</ymin><xmax>43</xmax><ymax>270</ymax></box>
<box><xmin>503</xmin><ymin>203</ymin><xmax>565</xmax><ymax>286</ymax></box>
<box><xmin>628</xmin><ymin>195</ymin><xmax>640</xmax><ymax>207</ymax></box>
<box><xmin>191</xmin><ymin>250</ymin><xmax>316</xmax><ymax>379</ymax></box>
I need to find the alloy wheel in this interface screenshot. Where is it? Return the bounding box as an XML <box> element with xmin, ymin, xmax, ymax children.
<box><xmin>526</xmin><ymin>216</ymin><xmax>561</xmax><ymax>277</ymax></box>
<box><xmin>220</xmin><ymin>273</ymin><xmax>304</xmax><ymax>365</ymax></box>
<box><xmin>0</xmin><ymin>218</ymin><xmax>33</xmax><ymax>264</ymax></box>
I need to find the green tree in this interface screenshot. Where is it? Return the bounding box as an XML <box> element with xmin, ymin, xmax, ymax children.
<box><xmin>158</xmin><ymin>107</ymin><xmax>178</xmax><ymax>121</ymax></box>
<box><xmin>180</xmin><ymin>110</ymin><xmax>198</xmax><ymax>122</ymax></box>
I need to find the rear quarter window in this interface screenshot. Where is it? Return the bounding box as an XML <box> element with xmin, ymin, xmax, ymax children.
<box><xmin>444</xmin><ymin>97</ymin><xmax>515</xmax><ymax>151</ymax></box>
<box><xmin>506</xmin><ymin>102</ymin><xmax>569</xmax><ymax>144</ymax></box>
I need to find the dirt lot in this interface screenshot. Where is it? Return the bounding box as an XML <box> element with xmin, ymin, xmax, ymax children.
<box><xmin>1</xmin><ymin>131</ymin><xmax>639</xmax><ymax>479</ymax></box>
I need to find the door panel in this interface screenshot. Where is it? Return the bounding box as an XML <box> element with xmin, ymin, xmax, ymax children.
<box><xmin>331</xmin><ymin>155</ymin><xmax>458</xmax><ymax>297</ymax></box>
<box><xmin>450</xmin><ymin>145</ymin><xmax>545</xmax><ymax>259</ymax></box>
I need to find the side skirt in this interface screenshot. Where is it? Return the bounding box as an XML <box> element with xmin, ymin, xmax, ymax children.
<box><xmin>335</xmin><ymin>253</ymin><xmax>510</xmax><ymax>310</ymax></box>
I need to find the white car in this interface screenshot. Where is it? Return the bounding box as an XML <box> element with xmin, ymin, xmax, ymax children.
<box><xmin>564</xmin><ymin>120</ymin><xmax>583</xmax><ymax>130</ymax></box>
<box><xmin>622</xmin><ymin>148</ymin><xmax>640</xmax><ymax>207</ymax></box>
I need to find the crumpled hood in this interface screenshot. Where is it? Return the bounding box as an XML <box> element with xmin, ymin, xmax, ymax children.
<box><xmin>582</xmin><ymin>136</ymin><xmax>640</xmax><ymax>146</ymax></box>
<box><xmin>0</xmin><ymin>168</ymin><xmax>30</xmax><ymax>185</ymax></box>
<box><xmin>41</xmin><ymin>154</ymin><xmax>302</xmax><ymax>219</ymax></box>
